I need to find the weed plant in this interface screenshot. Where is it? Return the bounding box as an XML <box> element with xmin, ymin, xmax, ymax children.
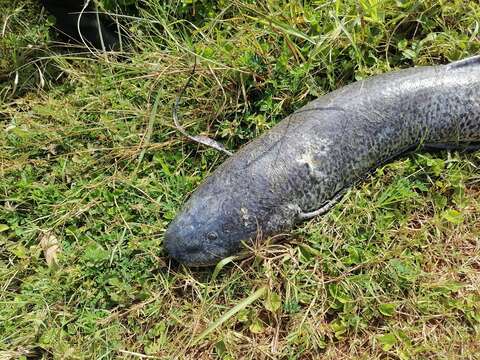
<box><xmin>1</xmin><ymin>0</ymin><xmax>480</xmax><ymax>358</ymax></box>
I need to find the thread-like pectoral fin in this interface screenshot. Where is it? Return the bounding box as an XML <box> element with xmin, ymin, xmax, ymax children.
<box><xmin>298</xmin><ymin>190</ymin><xmax>347</xmax><ymax>221</ymax></box>
<box><xmin>423</xmin><ymin>142</ymin><xmax>480</xmax><ymax>152</ymax></box>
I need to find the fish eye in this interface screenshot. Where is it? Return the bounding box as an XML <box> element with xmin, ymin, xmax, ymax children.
<box><xmin>206</xmin><ymin>231</ymin><xmax>218</xmax><ymax>241</ymax></box>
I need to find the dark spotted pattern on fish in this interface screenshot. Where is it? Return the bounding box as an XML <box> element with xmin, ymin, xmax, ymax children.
<box><xmin>164</xmin><ymin>56</ymin><xmax>480</xmax><ymax>266</ymax></box>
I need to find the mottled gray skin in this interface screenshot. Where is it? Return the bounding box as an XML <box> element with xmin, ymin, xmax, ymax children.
<box><xmin>164</xmin><ymin>56</ymin><xmax>480</xmax><ymax>266</ymax></box>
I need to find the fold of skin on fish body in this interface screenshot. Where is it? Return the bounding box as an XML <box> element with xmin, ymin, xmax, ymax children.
<box><xmin>164</xmin><ymin>56</ymin><xmax>480</xmax><ymax>266</ymax></box>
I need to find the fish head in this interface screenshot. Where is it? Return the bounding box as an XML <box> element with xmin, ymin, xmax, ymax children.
<box><xmin>164</xmin><ymin>184</ymin><xmax>259</xmax><ymax>266</ymax></box>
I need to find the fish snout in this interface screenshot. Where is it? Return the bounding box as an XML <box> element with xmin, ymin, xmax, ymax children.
<box><xmin>163</xmin><ymin>222</ymin><xmax>218</xmax><ymax>266</ymax></box>
<box><xmin>164</xmin><ymin>223</ymin><xmax>197</xmax><ymax>258</ymax></box>
<box><xmin>163</xmin><ymin>226</ymin><xmax>182</xmax><ymax>261</ymax></box>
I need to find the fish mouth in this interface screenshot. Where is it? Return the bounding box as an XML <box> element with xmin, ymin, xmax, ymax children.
<box><xmin>170</xmin><ymin>248</ymin><xmax>225</xmax><ymax>267</ymax></box>
<box><xmin>164</xmin><ymin>230</ymin><xmax>228</xmax><ymax>267</ymax></box>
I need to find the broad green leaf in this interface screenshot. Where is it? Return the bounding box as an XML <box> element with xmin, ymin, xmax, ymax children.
<box><xmin>378</xmin><ymin>333</ymin><xmax>397</xmax><ymax>351</ymax></box>
<box><xmin>330</xmin><ymin>320</ymin><xmax>347</xmax><ymax>338</ymax></box>
<box><xmin>264</xmin><ymin>292</ymin><xmax>281</xmax><ymax>312</ymax></box>
<box><xmin>442</xmin><ymin>209</ymin><xmax>464</xmax><ymax>224</ymax></box>
<box><xmin>379</xmin><ymin>303</ymin><xmax>397</xmax><ymax>317</ymax></box>
<box><xmin>249</xmin><ymin>318</ymin><xmax>265</xmax><ymax>334</ymax></box>
<box><xmin>236</xmin><ymin>309</ymin><xmax>249</xmax><ymax>323</ymax></box>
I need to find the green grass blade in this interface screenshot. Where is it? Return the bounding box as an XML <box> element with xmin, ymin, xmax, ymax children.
<box><xmin>211</xmin><ymin>255</ymin><xmax>238</xmax><ymax>282</ymax></box>
<box><xmin>193</xmin><ymin>286</ymin><xmax>267</xmax><ymax>345</ymax></box>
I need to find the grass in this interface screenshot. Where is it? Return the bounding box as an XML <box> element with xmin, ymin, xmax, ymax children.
<box><xmin>1</xmin><ymin>0</ymin><xmax>480</xmax><ymax>358</ymax></box>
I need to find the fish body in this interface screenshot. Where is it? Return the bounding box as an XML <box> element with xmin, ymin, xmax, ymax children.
<box><xmin>164</xmin><ymin>56</ymin><xmax>480</xmax><ymax>266</ymax></box>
